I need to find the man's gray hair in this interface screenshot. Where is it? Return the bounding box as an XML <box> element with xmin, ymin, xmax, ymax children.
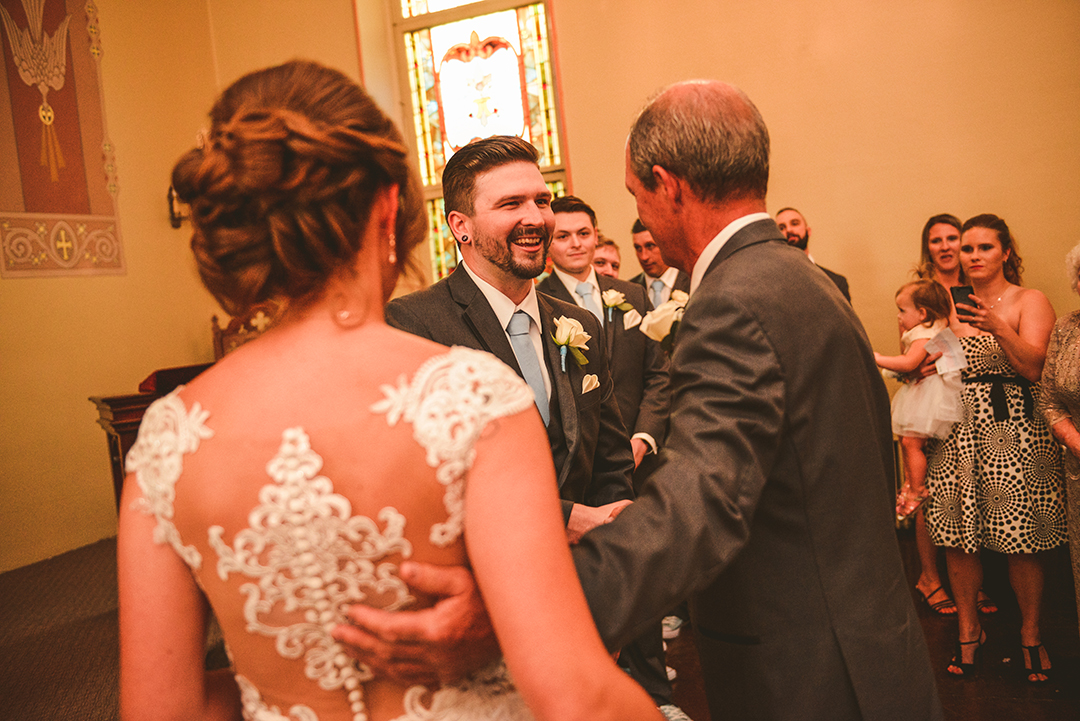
<box><xmin>628</xmin><ymin>81</ymin><xmax>769</xmax><ymax>203</ymax></box>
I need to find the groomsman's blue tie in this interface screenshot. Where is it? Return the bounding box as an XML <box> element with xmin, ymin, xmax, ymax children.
<box><xmin>651</xmin><ymin>278</ymin><xmax>665</xmax><ymax>308</ymax></box>
<box><xmin>575</xmin><ymin>281</ymin><xmax>603</xmax><ymax>324</ymax></box>
<box><xmin>507</xmin><ymin>311</ymin><xmax>550</xmax><ymax>425</ymax></box>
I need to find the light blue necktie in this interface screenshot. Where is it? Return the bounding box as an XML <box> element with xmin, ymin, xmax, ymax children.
<box><xmin>575</xmin><ymin>281</ymin><xmax>603</xmax><ymax>323</ymax></box>
<box><xmin>507</xmin><ymin>311</ymin><xmax>550</xmax><ymax>425</ymax></box>
<box><xmin>650</xmin><ymin>278</ymin><xmax>666</xmax><ymax>308</ymax></box>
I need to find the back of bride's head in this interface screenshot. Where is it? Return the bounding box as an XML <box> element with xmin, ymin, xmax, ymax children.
<box><xmin>171</xmin><ymin>60</ymin><xmax>425</xmax><ymax>315</ymax></box>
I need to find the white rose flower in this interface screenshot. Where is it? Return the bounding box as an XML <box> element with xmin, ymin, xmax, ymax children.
<box><xmin>601</xmin><ymin>289</ymin><xmax>627</xmax><ymax>307</ymax></box>
<box><xmin>553</xmin><ymin>316</ymin><xmax>591</xmax><ymax>349</ymax></box>
<box><xmin>639</xmin><ymin>299</ymin><xmax>685</xmax><ymax>342</ymax></box>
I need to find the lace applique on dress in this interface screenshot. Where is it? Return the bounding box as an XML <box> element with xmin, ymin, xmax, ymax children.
<box><xmin>209</xmin><ymin>427</ymin><xmax>414</xmax><ymax>721</ymax></box>
<box><xmin>390</xmin><ymin>661</ymin><xmax>535</xmax><ymax>721</ymax></box>
<box><xmin>371</xmin><ymin>347</ymin><xmax>534</xmax><ymax>546</ymax></box>
<box><xmin>126</xmin><ymin>387</ymin><xmax>213</xmax><ymax>569</ymax></box>
<box><xmin>237</xmin><ymin>674</ymin><xmax>319</xmax><ymax>721</ymax></box>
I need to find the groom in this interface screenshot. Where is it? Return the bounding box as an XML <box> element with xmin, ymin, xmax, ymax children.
<box><xmin>339</xmin><ymin>83</ymin><xmax>943</xmax><ymax>721</ymax></box>
<box><xmin>384</xmin><ymin>136</ymin><xmax>634</xmax><ymax>541</ymax></box>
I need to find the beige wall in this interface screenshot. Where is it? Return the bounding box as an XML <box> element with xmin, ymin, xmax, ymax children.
<box><xmin>548</xmin><ymin>0</ymin><xmax>1080</xmax><ymax>354</ymax></box>
<box><xmin>0</xmin><ymin>0</ymin><xmax>366</xmax><ymax>572</ymax></box>
<box><xmin>2</xmin><ymin>0</ymin><xmax>1078</xmax><ymax>571</ymax></box>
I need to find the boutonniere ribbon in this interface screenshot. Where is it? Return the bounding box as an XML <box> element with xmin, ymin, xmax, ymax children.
<box><xmin>639</xmin><ymin>290</ymin><xmax>689</xmax><ymax>353</ymax></box>
<box><xmin>552</xmin><ymin>316</ymin><xmax>591</xmax><ymax>372</ymax></box>
<box><xmin>601</xmin><ymin>289</ymin><xmax>634</xmax><ymax>323</ymax></box>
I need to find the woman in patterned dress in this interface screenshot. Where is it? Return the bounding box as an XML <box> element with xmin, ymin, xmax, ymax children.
<box><xmin>1037</xmin><ymin>242</ymin><xmax>1080</xmax><ymax>647</ymax></box>
<box><xmin>925</xmin><ymin>214</ymin><xmax>1064</xmax><ymax>682</ymax></box>
<box><xmin>117</xmin><ymin>61</ymin><xmax>660</xmax><ymax>721</ymax></box>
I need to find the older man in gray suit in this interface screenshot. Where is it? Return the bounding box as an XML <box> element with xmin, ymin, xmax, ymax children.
<box><xmin>337</xmin><ymin>82</ymin><xmax>942</xmax><ymax>721</ymax></box>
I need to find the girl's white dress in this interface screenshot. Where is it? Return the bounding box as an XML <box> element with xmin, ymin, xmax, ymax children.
<box><xmin>890</xmin><ymin>320</ymin><xmax>965</xmax><ymax>438</ymax></box>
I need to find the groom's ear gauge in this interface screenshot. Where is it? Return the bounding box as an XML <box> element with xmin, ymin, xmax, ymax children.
<box><xmin>447</xmin><ymin>210</ymin><xmax>470</xmax><ymax>244</ymax></box>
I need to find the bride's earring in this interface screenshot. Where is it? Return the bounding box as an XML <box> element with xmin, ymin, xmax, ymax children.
<box><xmin>387</xmin><ymin>233</ymin><xmax>397</xmax><ymax>265</ymax></box>
<box><xmin>332</xmin><ymin>293</ymin><xmax>363</xmax><ymax>328</ymax></box>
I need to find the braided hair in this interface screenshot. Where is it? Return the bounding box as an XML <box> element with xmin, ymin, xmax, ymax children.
<box><xmin>171</xmin><ymin>60</ymin><xmax>425</xmax><ymax>315</ymax></box>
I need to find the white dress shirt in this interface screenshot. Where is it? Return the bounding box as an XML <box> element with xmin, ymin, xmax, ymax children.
<box><xmin>552</xmin><ymin>266</ymin><xmax>605</xmax><ymax>325</ymax></box>
<box><xmin>641</xmin><ymin>266</ymin><xmax>682</xmax><ymax>306</ymax></box>
<box><xmin>459</xmin><ymin>260</ymin><xmax>551</xmax><ymax>398</ymax></box>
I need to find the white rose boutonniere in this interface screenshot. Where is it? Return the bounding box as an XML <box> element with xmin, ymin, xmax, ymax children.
<box><xmin>552</xmin><ymin>316</ymin><xmax>591</xmax><ymax>371</ymax></box>
<box><xmin>601</xmin><ymin>289</ymin><xmax>634</xmax><ymax>323</ymax></box>
<box><xmin>640</xmin><ymin>290</ymin><xmax>689</xmax><ymax>352</ymax></box>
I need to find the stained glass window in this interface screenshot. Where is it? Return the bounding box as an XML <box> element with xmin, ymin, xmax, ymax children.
<box><xmin>393</xmin><ymin>0</ymin><xmax>567</xmax><ymax>280</ymax></box>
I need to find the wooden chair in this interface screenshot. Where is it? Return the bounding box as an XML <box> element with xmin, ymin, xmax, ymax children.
<box><xmin>212</xmin><ymin>300</ymin><xmax>282</xmax><ymax>359</ymax></box>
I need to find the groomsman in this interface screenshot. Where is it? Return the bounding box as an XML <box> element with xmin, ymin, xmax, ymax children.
<box><xmin>538</xmin><ymin>195</ymin><xmax>682</xmax><ymax>720</ymax></box>
<box><xmin>384</xmin><ymin>136</ymin><xmax>634</xmax><ymax>542</ymax></box>
<box><xmin>630</xmin><ymin>219</ymin><xmax>690</xmax><ymax>306</ymax></box>
<box><xmin>537</xmin><ymin>195</ymin><xmax>670</xmax><ymax>479</ymax></box>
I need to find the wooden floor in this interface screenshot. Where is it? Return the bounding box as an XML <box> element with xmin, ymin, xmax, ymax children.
<box><xmin>0</xmin><ymin>529</ymin><xmax>1077</xmax><ymax>720</ymax></box>
<box><xmin>664</xmin><ymin>527</ymin><xmax>1080</xmax><ymax>721</ymax></box>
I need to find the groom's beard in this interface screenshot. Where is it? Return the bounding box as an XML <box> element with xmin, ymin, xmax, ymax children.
<box><xmin>476</xmin><ymin>224</ymin><xmax>552</xmax><ymax>279</ymax></box>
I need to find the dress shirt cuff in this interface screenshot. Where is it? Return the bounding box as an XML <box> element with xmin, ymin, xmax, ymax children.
<box><xmin>632</xmin><ymin>432</ymin><xmax>658</xmax><ymax>455</ymax></box>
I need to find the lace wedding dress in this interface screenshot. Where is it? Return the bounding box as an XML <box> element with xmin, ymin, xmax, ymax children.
<box><xmin>126</xmin><ymin>347</ymin><xmax>538</xmax><ymax>721</ymax></box>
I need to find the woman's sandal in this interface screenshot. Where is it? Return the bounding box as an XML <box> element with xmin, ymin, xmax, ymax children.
<box><xmin>1021</xmin><ymin>644</ymin><xmax>1052</xmax><ymax>684</ymax></box>
<box><xmin>896</xmin><ymin>484</ymin><xmax>931</xmax><ymax>521</ymax></box>
<box><xmin>976</xmin><ymin>589</ymin><xmax>998</xmax><ymax>615</ymax></box>
<box><xmin>948</xmin><ymin>631</ymin><xmax>986</xmax><ymax>678</ymax></box>
<box><xmin>916</xmin><ymin>585</ymin><xmax>957</xmax><ymax>615</ymax></box>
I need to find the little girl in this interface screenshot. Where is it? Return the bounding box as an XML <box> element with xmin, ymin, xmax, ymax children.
<box><xmin>874</xmin><ymin>280</ymin><xmax>964</xmax><ymax>519</ymax></box>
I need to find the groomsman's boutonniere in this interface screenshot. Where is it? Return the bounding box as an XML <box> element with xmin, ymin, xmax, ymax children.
<box><xmin>601</xmin><ymin>289</ymin><xmax>634</xmax><ymax>323</ymax></box>
<box><xmin>552</xmin><ymin>316</ymin><xmax>591</xmax><ymax>372</ymax></box>
<box><xmin>640</xmin><ymin>290</ymin><xmax>689</xmax><ymax>353</ymax></box>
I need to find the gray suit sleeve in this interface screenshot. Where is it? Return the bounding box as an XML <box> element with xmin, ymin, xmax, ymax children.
<box><xmin>572</xmin><ymin>292</ymin><xmax>785</xmax><ymax>649</ymax></box>
<box><xmin>385</xmin><ymin>298</ymin><xmax>434</xmax><ymax>340</ymax></box>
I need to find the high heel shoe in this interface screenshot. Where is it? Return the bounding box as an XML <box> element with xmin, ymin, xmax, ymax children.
<box><xmin>947</xmin><ymin>631</ymin><xmax>985</xmax><ymax>678</ymax></box>
<box><xmin>1021</xmin><ymin>643</ymin><xmax>1052</xmax><ymax>684</ymax></box>
<box><xmin>895</xmin><ymin>483</ymin><xmax>930</xmax><ymax>521</ymax></box>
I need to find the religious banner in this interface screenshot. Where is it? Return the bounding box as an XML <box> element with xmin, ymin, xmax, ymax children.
<box><xmin>0</xmin><ymin>0</ymin><xmax>123</xmax><ymax>278</ymax></box>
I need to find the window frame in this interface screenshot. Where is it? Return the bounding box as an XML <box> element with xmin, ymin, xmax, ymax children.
<box><xmin>386</xmin><ymin>0</ymin><xmax>569</xmax><ymax>280</ymax></box>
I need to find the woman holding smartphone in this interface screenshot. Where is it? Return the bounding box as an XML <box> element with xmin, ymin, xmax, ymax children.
<box><xmin>924</xmin><ymin>214</ymin><xmax>1065</xmax><ymax>683</ymax></box>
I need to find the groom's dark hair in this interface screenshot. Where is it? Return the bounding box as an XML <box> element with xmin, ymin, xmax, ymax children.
<box><xmin>442</xmin><ymin>135</ymin><xmax>540</xmax><ymax>220</ymax></box>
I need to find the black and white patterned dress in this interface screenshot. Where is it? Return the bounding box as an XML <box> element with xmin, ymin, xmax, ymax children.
<box><xmin>925</xmin><ymin>335</ymin><xmax>1066</xmax><ymax>554</ymax></box>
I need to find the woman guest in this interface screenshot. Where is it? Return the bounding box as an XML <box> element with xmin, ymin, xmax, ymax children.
<box><xmin>908</xmin><ymin>214</ymin><xmax>965</xmax><ymax>615</ymax></box>
<box><xmin>909</xmin><ymin>215</ymin><xmax>999</xmax><ymax>616</ymax></box>
<box><xmin>118</xmin><ymin>60</ymin><xmax>660</xmax><ymax>721</ymax></box>
<box><xmin>1037</xmin><ymin>242</ymin><xmax>1080</xmax><ymax>645</ymax></box>
<box><xmin>924</xmin><ymin>214</ymin><xmax>1065</xmax><ymax>683</ymax></box>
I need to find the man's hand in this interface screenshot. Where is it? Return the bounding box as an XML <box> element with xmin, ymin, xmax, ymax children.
<box><xmin>567</xmin><ymin>500</ymin><xmax>632</xmax><ymax>544</ymax></box>
<box><xmin>631</xmin><ymin>438</ymin><xmax>649</xmax><ymax>469</ymax></box>
<box><xmin>332</xmin><ymin>562</ymin><xmax>498</xmax><ymax>685</ymax></box>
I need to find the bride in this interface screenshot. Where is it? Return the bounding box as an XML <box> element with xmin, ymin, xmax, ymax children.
<box><xmin>117</xmin><ymin>60</ymin><xmax>659</xmax><ymax>721</ymax></box>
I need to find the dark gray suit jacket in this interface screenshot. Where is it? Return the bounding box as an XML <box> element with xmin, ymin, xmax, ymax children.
<box><xmin>574</xmin><ymin>219</ymin><xmax>942</xmax><ymax>721</ymax></box>
<box><xmin>819</xmin><ymin>263</ymin><xmax>851</xmax><ymax>302</ymax></box>
<box><xmin>535</xmin><ymin>273</ymin><xmax>670</xmax><ymax>446</ymax></box>
<box><xmin>385</xmin><ymin>267</ymin><xmax>635</xmax><ymax>524</ymax></box>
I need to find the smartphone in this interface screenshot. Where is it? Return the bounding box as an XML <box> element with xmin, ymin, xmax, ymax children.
<box><xmin>950</xmin><ymin>285</ymin><xmax>975</xmax><ymax>309</ymax></box>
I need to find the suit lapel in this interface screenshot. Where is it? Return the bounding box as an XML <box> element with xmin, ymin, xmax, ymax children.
<box><xmin>447</xmin><ymin>268</ymin><xmax>522</xmax><ymax>374</ymax></box>
<box><xmin>538</xmin><ymin>294</ymin><xmax>580</xmax><ymax>448</ymax></box>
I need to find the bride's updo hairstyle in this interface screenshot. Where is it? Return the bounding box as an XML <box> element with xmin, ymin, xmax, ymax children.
<box><xmin>171</xmin><ymin>60</ymin><xmax>426</xmax><ymax>315</ymax></box>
